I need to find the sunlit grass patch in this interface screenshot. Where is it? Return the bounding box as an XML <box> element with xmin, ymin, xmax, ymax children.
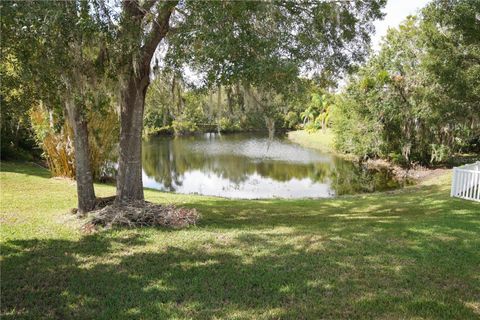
<box><xmin>287</xmin><ymin>129</ymin><xmax>335</xmax><ymax>153</ymax></box>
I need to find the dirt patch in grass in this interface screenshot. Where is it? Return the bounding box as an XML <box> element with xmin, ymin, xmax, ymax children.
<box><xmin>364</xmin><ymin>158</ymin><xmax>450</xmax><ymax>182</ymax></box>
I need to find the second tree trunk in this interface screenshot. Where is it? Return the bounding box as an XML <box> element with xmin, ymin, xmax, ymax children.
<box><xmin>66</xmin><ymin>100</ymin><xmax>96</xmax><ymax>214</ymax></box>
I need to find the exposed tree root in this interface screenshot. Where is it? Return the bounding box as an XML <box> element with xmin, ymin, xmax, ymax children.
<box><xmin>70</xmin><ymin>195</ymin><xmax>116</xmax><ymax>215</ymax></box>
<box><xmin>94</xmin><ymin>196</ymin><xmax>116</xmax><ymax>209</ymax></box>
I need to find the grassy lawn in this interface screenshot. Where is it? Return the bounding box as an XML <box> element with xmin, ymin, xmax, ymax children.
<box><xmin>287</xmin><ymin>129</ymin><xmax>335</xmax><ymax>154</ymax></box>
<box><xmin>1</xmin><ymin>161</ymin><xmax>480</xmax><ymax>319</ymax></box>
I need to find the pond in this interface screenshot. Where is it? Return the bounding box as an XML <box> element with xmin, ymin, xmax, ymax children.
<box><xmin>142</xmin><ymin>133</ymin><xmax>407</xmax><ymax>199</ymax></box>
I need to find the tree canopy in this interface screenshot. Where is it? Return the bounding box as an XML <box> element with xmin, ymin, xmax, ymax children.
<box><xmin>333</xmin><ymin>0</ymin><xmax>480</xmax><ymax>165</ymax></box>
<box><xmin>166</xmin><ymin>1</ymin><xmax>385</xmax><ymax>89</ymax></box>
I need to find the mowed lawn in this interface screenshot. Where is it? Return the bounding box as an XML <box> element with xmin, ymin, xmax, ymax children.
<box><xmin>1</xmin><ymin>162</ymin><xmax>479</xmax><ymax>319</ymax></box>
<box><xmin>287</xmin><ymin>130</ymin><xmax>335</xmax><ymax>154</ymax></box>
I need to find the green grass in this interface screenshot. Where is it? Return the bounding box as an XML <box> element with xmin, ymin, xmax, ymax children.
<box><xmin>287</xmin><ymin>129</ymin><xmax>335</xmax><ymax>154</ymax></box>
<box><xmin>1</xmin><ymin>161</ymin><xmax>479</xmax><ymax>319</ymax></box>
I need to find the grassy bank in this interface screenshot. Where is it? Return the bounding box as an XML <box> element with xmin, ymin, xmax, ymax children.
<box><xmin>287</xmin><ymin>129</ymin><xmax>335</xmax><ymax>154</ymax></box>
<box><xmin>1</xmin><ymin>162</ymin><xmax>479</xmax><ymax>319</ymax></box>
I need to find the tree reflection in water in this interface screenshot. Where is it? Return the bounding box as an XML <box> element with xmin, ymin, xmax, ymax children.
<box><xmin>142</xmin><ymin>133</ymin><xmax>406</xmax><ymax>199</ymax></box>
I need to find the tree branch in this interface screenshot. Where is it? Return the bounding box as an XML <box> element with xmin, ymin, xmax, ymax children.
<box><xmin>141</xmin><ymin>1</ymin><xmax>179</xmax><ymax>69</ymax></box>
<box><xmin>122</xmin><ymin>0</ymin><xmax>146</xmax><ymax>20</ymax></box>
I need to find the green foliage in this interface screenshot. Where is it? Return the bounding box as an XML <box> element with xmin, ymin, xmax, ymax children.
<box><xmin>154</xmin><ymin>0</ymin><xmax>385</xmax><ymax>136</ymax></box>
<box><xmin>300</xmin><ymin>91</ymin><xmax>335</xmax><ymax>133</ymax></box>
<box><xmin>333</xmin><ymin>3</ymin><xmax>480</xmax><ymax>165</ymax></box>
<box><xmin>1</xmin><ymin>14</ymin><xmax>39</xmax><ymax>160</ymax></box>
<box><xmin>3</xmin><ymin>0</ymin><xmax>387</xmax><ymax>160</ymax></box>
<box><xmin>332</xmin><ymin>92</ymin><xmax>383</xmax><ymax>159</ymax></box>
<box><xmin>284</xmin><ymin>111</ymin><xmax>299</xmax><ymax>130</ymax></box>
<box><xmin>171</xmin><ymin>120</ymin><xmax>198</xmax><ymax>136</ymax></box>
<box><xmin>182</xmin><ymin>92</ymin><xmax>209</xmax><ymax>125</ymax></box>
<box><xmin>1</xmin><ymin>0</ymin><xmax>115</xmax><ymax>165</ymax></box>
<box><xmin>145</xmin><ymin>76</ymin><xmax>309</xmax><ymax>135</ymax></box>
<box><xmin>167</xmin><ymin>1</ymin><xmax>385</xmax><ymax>89</ymax></box>
<box><xmin>217</xmin><ymin>117</ymin><xmax>241</xmax><ymax>133</ymax></box>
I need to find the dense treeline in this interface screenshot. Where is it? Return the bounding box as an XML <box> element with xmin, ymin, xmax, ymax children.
<box><xmin>144</xmin><ymin>72</ymin><xmax>335</xmax><ymax>137</ymax></box>
<box><xmin>1</xmin><ymin>20</ymin><xmax>39</xmax><ymax>160</ymax></box>
<box><xmin>2</xmin><ymin>2</ymin><xmax>117</xmax><ymax>172</ymax></box>
<box><xmin>334</xmin><ymin>0</ymin><xmax>480</xmax><ymax>165</ymax></box>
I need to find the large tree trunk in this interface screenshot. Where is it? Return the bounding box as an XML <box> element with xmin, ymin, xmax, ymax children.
<box><xmin>115</xmin><ymin>76</ymin><xmax>149</xmax><ymax>204</ymax></box>
<box><xmin>114</xmin><ymin>1</ymin><xmax>175</xmax><ymax>204</ymax></box>
<box><xmin>65</xmin><ymin>99</ymin><xmax>96</xmax><ymax>214</ymax></box>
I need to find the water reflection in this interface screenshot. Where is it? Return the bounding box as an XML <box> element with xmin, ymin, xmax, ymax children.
<box><xmin>142</xmin><ymin>133</ymin><xmax>405</xmax><ymax>199</ymax></box>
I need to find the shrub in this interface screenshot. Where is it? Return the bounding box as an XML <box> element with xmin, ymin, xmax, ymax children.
<box><xmin>217</xmin><ymin>117</ymin><xmax>241</xmax><ymax>133</ymax></box>
<box><xmin>284</xmin><ymin>111</ymin><xmax>299</xmax><ymax>129</ymax></box>
<box><xmin>172</xmin><ymin>119</ymin><xmax>198</xmax><ymax>136</ymax></box>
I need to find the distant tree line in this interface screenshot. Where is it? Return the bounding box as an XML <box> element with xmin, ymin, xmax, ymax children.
<box><xmin>143</xmin><ymin>72</ymin><xmax>335</xmax><ymax>137</ymax></box>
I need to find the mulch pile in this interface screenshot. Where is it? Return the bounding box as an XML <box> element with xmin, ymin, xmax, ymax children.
<box><xmin>82</xmin><ymin>200</ymin><xmax>199</xmax><ymax>231</ymax></box>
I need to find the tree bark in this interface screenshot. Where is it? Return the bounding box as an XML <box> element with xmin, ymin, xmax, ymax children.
<box><xmin>115</xmin><ymin>75</ymin><xmax>149</xmax><ymax>204</ymax></box>
<box><xmin>65</xmin><ymin>99</ymin><xmax>96</xmax><ymax>215</ymax></box>
<box><xmin>114</xmin><ymin>2</ymin><xmax>176</xmax><ymax>204</ymax></box>
<box><xmin>265</xmin><ymin>116</ymin><xmax>275</xmax><ymax>139</ymax></box>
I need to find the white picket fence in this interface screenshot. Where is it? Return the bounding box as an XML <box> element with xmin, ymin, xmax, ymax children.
<box><xmin>451</xmin><ymin>161</ymin><xmax>480</xmax><ymax>202</ymax></box>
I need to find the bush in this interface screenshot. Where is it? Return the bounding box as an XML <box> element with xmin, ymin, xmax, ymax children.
<box><xmin>172</xmin><ymin>119</ymin><xmax>198</xmax><ymax>136</ymax></box>
<box><xmin>217</xmin><ymin>117</ymin><xmax>241</xmax><ymax>133</ymax></box>
<box><xmin>284</xmin><ymin>111</ymin><xmax>299</xmax><ymax>129</ymax></box>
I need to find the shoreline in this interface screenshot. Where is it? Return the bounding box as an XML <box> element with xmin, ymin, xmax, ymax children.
<box><xmin>286</xmin><ymin>129</ymin><xmax>451</xmax><ymax>183</ymax></box>
<box><xmin>363</xmin><ymin>158</ymin><xmax>450</xmax><ymax>183</ymax></box>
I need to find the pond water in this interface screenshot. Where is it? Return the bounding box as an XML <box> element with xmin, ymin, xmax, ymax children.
<box><xmin>142</xmin><ymin>133</ymin><xmax>407</xmax><ymax>199</ymax></box>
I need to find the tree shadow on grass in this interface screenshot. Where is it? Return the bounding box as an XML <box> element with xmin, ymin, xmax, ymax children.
<box><xmin>2</xmin><ymin>192</ymin><xmax>479</xmax><ymax>319</ymax></box>
<box><xmin>0</xmin><ymin>162</ymin><xmax>51</xmax><ymax>179</ymax></box>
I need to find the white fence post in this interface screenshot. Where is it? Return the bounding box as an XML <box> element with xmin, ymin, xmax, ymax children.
<box><xmin>451</xmin><ymin>162</ymin><xmax>480</xmax><ymax>202</ymax></box>
<box><xmin>450</xmin><ymin>168</ymin><xmax>457</xmax><ymax>197</ymax></box>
